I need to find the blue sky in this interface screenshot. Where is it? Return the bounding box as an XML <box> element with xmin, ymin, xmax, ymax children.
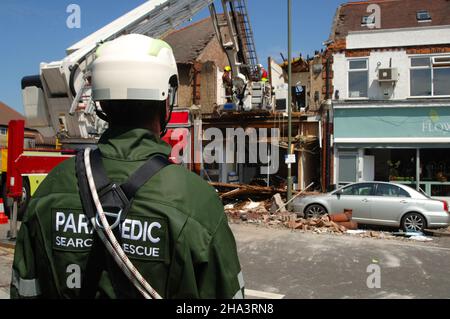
<box><xmin>0</xmin><ymin>0</ymin><xmax>347</xmax><ymax>113</ymax></box>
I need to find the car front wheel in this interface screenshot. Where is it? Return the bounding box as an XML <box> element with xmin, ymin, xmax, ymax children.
<box><xmin>304</xmin><ymin>204</ymin><xmax>327</xmax><ymax>219</ymax></box>
<box><xmin>402</xmin><ymin>213</ymin><xmax>426</xmax><ymax>232</ymax></box>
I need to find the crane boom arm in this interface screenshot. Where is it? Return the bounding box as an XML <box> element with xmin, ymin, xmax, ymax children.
<box><xmin>66</xmin><ymin>0</ymin><xmax>214</xmax><ymax>64</ymax></box>
<box><xmin>22</xmin><ymin>0</ymin><xmax>265</xmax><ymax>146</ymax></box>
<box><xmin>23</xmin><ymin>0</ymin><xmax>214</xmax><ymax>145</ymax></box>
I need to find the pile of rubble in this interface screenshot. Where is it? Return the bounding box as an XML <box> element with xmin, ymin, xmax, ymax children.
<box><xmin>287</xmin><ymin>214</ymin><xmax>356</xmax><ymax>234</ymax></box>
<box><xmin>224</xmin><ymin>195</ymin><xmax>358</xmax><ymax>234</ymax></box>
<box><xmin>223</xmin><ymin>194</ymin><xmax>433</xmax><ymax>241</ymax></box>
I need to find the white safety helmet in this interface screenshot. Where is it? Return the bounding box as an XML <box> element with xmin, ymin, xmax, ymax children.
<box><xmin>91</xmin><ymin>34</ymin><xmax>178</xmax><ymax>103</ymax></box>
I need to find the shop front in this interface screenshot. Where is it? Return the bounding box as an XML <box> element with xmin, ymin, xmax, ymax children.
<box><xmin>333</xmin><ymin>102</ymin><xmax>450</xmax><ymax>198</ymax></box>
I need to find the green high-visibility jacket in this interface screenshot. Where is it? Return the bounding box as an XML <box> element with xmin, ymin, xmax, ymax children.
<box><xmin>11</xmin><ymin>128</ymin><xmax>244</xmax><ymax>299</ymax></box>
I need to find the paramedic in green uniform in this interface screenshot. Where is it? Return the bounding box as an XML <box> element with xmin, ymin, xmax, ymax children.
<box><xmin>11</xmin><ymin>34</ymin><xmax>244</xmax><ymax>299</ymax></box>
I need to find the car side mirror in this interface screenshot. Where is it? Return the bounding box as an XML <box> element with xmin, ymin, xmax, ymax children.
<box><xmin>335</xmin><ymin>190</ymin><xmax>343</xmax><ymax>196</ymax></box>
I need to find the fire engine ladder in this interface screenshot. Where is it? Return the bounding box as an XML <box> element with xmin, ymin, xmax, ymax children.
<box><xmin>210</xmin><ymin>0</ymin><xmax>266</xmax><ymax>109</ymax></box>
<box><xmin>209</xmin><ymin>0</ymin><xmax>259</xmax><ymax>78</ymax></box>
<box><xmin>229</xmin><ymin>0</ymin><xmax>267</xmax><ymax>109</ymax></box>
<box><xmin>209</xmin><ymin>1</ymin><xmax>242</xmax><ymax>77</ymax></box>
<box><xmin>130</xmin><ymin>0</ymin><xmax>215</xmax><ymax>39</ymax></box>
<box><xmin>231</xmin><ymin>0</ymin><xmax>260</xmax><ymax>81</ymax></box>
<box><xmin>67</xmin><ymin>0</ymin><xmax>215</xmax><ymax>57</ymax></box>
<box><xmin>61</xmin><ymin>0</ymin><xmax>215</xmax><ymax>139</ymax></box>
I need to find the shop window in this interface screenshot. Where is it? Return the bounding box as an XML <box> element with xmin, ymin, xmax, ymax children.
<box><xmin>410</xmin><ymin>56</ymin><xmax>450</xmax><ymax>97</ymax></box>
<box><xmin>421</xmin><ymin>149</ymin><xmax>450</xmax><ymax>182</ymax></box>
<box><xmin>348</xmin><ymin>59</ymin><xmax>368</xmax><ymax>98</ymax></box>
<box><xmin>365</xmin><ymin>149</ymin><xmax>416</xmax><ymax>182</ymax></box>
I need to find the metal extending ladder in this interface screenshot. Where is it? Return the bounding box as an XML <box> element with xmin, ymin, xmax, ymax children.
<box><xmin>131</xmin><ymin>0</ymin><xmax>215</xmax><ymax>39</ymax></box>
<box><xmin>43</xmin><ymin>0</ymin><xmax>217</xmax><ymax>141</ymax></box>
<box><xmin>67</xmin><ymin>0</ymin><xmax>215</xmax><ymax>60</ymax></box>
<box><xmin>209</xmin><ymin>0</ymin><xmax>259</xmax><ymax>81</ymax></box>
<box><xmin>231</xmin><ymin>0</ymin><xmax>260</xmax><ymax>81</ymax></box>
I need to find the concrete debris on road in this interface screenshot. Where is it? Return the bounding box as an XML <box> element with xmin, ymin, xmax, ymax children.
<box><xmin>224</xmin><ymin>194</ymin><xmax>434</xmax><ymax>242</ymax></box>
<box><xmin>423</xmin><ymin>227</ymin><xmax>450</xmax><ymax>237</ymax></box>
<box><xmin>271</xmin><ymin>193</ymin><xmax>287</xmax><ymax>213</ymax></box>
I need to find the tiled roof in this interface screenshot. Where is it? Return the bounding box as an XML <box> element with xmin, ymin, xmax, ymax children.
<box><xmin>0</xmin><ymin>101</ymin><xmax>25</xmax><ymax>126</ymax></box>
<box><xmin>331</xmin><ymin>0</ymin><xmax>450</xmax><ymax>41</ymax></box>
<box><xmin>163</xmin><ymin>17</ymin><xmax>218</xmax><ymax>64</ymax></box>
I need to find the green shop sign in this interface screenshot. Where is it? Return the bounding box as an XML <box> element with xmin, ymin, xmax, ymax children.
<box><xmin>334</xmin><ymin>106</ymin><xmax>450</xmax><ymax>138</ymax></box>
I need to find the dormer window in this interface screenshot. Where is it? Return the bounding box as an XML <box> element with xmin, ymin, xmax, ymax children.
<box><xmin>361</xmin><ymin>15</ymin><xmax>376</xmax><ymax>26</ymax></box>
<box><xmin>416</xmin><ymin>10</ymin><xmax>432</xmax><ymax>22</ymax></box>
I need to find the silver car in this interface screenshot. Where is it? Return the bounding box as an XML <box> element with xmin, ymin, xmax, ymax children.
<box><xmin>293</xmin><ymin>182</ymin><xmax>450</xmax><ymax>232</ymax></box>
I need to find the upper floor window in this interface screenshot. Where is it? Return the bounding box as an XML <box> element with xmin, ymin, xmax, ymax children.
<box><xmin>0</xmin><ymin>128</ymin><xmax>7</xmax><ymax>136</ymax></box>
<box><xmin>361</xmin><ymin>15</ymin><xmax>376</xmax><ymax>26</ymax></box>
<box><xmin>348</xmin><ymin>59</ymin><xmax>368</xmax><ymax>98</ymax></box>
<box><xmin>416</xmin><ymin>10</ymin><xmax>432</xmax><ymax>22</ymax></box>
<box><xmin>410</xmin><ymin>56</ymin><xmax>450</xmax><ymax>97</ymax></box>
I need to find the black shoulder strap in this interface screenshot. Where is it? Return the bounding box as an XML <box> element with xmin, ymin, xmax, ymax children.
<box><xmin>86</xmin><ymin>149</ymin><xmax>170</xmax><ymax>202</ymax></box>
<box><xmin>89</xmin><ymin>149</ymin><xmax>112</xmax><ymax>193</ymax></box>
<box><xmin>75</xmin><ymin>149</ymin><xmax>171</xmax><ymax>298</ymax></box>
<box><xmin>76</xmin><ymin>149</ymin><xmax>171</xmax><ymax>217</ymax></box>
<box><xmin>76</xmin><ymin>150</ymin><xmax>97</xmax><ymax>220</ymax></box>
<box><xmin>120</xmin><ymin>154</ymin><xmax>170</xmax><ymax>200</ymax></box>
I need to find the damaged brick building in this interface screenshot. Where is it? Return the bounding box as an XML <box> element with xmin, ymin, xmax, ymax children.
<box><xmin>164</xmin><ymin>17</ymin><xmax>229</xmax><ymax>114</ymax></box>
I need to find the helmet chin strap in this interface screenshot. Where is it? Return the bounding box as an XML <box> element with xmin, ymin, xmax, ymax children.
<box><xmin>159</xmin><ymin>103</ymin><xmax>173</xmax><ymax>138</ymax></box>
<box><xmin>160</xmin><ymin>86</ymin><xmax>178</xmax><ymax>138</ymax></box>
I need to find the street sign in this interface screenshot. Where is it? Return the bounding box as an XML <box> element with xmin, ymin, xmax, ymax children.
<box><xmin>285</xmin><ymin>154</ymin><xmax>296</xmax><ymax>164</ymax></box>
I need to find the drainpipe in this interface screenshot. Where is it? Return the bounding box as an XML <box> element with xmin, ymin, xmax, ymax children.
<box><xmin>326</xmin><ymin>108</ymin><xmax>331</xmax><ymax>191</ymax></box>
<box><xmin>287</xmin><ymin>0</ymin><xmax>293</xmax><ymax>209</ymax></box>
<box><xmin>324</xmin><ymin>58</ymin><xmax>332</xmax><ymax>191</ymax></box>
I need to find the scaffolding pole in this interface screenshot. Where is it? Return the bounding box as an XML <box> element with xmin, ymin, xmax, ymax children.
<box><xmin>287</xmin><ymin>0</ymin><xmax>293</xmax><ymax>210</ymax></box>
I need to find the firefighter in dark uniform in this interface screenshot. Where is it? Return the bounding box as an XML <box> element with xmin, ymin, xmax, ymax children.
<box><xmin>11</xmin><ymin>35</ymin><xmax>244</xmax><ymax>299</ymax></box>
<box><xmin>222</xmin><ymin>65</ymin><xmax>233</xmax><ymax>103</ymax></box>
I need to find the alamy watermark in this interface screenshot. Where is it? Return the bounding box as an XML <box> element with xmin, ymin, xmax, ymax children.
<box><xmin>66</xmin><ymin>4</ymin><xmax>81</xmax><ymax>29</ymax></box>
<box><xmin>366</xmin><ymin>263</ymin><xmax>381</xmax><ymax>289</ymax></box>
<box><xmin>167</xmin><ymin>124</ymin><xmax>280</xmax><ymax>175</ymax></box>
<box><xmin>365</xmin><ymin>4</ymin><xmax>381</xmax><ymax>29</ymax></box>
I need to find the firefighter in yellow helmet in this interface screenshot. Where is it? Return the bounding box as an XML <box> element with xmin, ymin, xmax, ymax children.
<box><xmin>222</xmin><ymin>66</ymin><xmax>233</xmax><ymax>102</ymax></box>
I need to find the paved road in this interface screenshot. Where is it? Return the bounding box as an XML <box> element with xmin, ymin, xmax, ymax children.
<box><xmin>0</xmin><ymin>246</ymin><xmax>13</xmax><ymax>299</ymax></box>
<box><xmin>1</xmin><ymin>223</ymin><xmax>450</xmax><ymax>299</ymax></box>
<box><xmin>232</xmin><ymin>223</ymin><xmax>450</xmax><ymax>299</ymax></box>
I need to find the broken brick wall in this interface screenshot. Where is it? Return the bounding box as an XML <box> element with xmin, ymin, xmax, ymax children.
<box><xmin>176</xmin><ymin>64</ymin><xmax>194</xmax><ymax>108</ymax></box>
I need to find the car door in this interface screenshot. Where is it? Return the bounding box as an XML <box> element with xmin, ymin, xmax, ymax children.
<box><xmin>369</xmin><ymin>183</ymin><xmax>411</xmax><ymax>226</ymax></box>
<box><xmin>328</xmin><ymin>183</ymin><xmax>374</xmax><ymax>222</ymax></box>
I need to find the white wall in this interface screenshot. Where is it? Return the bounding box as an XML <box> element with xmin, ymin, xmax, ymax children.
<box><xmin>270</xmin><ymin>58</ymin><xmax>286</xmax><ymax>87</ymax></box>
<box><xmin>333</xmin><ymin>53</ymin><xmax>348</xmax><ymax>100</ymax></box>
<box><xmin>217</xmin><ymin>68</ymin><xmax>226</xmax><ymax>105</ymax></box>
<box><xmin>333</xmin><ymin>50</ymin><xmax>450</xmax><ymax>101</ymax></box>
<box><xmin>347</xmin><ymin>26</ymin><xmax>450</xmax><ymax>50</ymax></box>
<box><xmin>333</xmin><ymin>25</ymin><xmax>450</xmax><ymax>101</ymax></box>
